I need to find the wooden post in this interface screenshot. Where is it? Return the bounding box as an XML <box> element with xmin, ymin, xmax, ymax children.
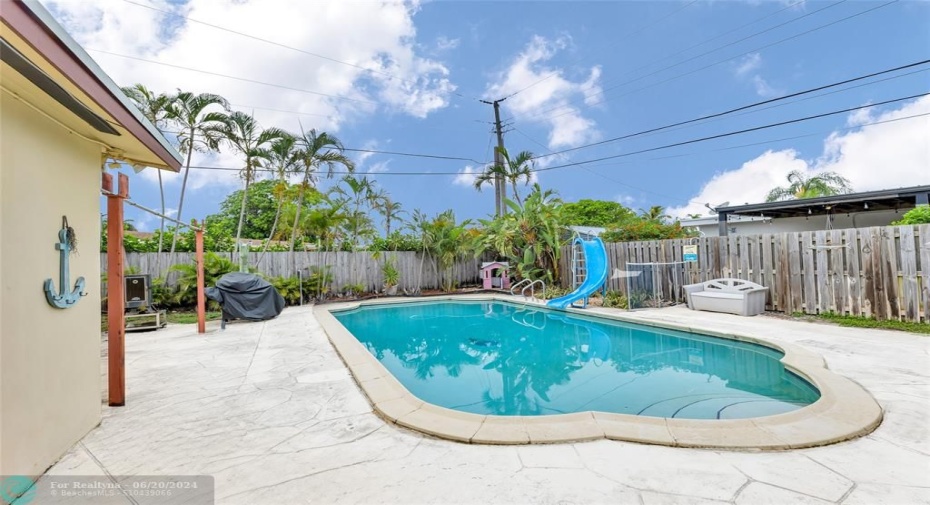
<box><xmin>195</xmin><ymin>221</ymin><xmax>206</xmax><ymax>334</ymax></box>
<box><xmin>104</xmin><ymin>172</ymin><xmax>128</xmax><ymax>406</ymax></box>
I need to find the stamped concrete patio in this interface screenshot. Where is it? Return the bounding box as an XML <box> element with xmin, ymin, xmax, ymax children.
<box><xmin>38</xmin><ymin>303</ymin><xmax>930</xmax><ymax>504</ymax></box>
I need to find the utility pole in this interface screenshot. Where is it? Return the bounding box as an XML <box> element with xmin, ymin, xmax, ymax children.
<box><xmin>481</xmin><ymin>98</ymin><xmax>507</xmax><ymax>217</ymax></box>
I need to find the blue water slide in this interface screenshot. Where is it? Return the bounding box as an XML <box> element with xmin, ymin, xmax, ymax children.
<box><xmin>547</xmin><ymin>237</ymin><xmax>609</xmax><ymax>309</ymax></box>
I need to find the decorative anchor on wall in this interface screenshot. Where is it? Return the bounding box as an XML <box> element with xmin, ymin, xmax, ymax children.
<box><xmin>44</xmin><ymin>216</ymin><xmax>87</xmax><ymax>309</ymax></box>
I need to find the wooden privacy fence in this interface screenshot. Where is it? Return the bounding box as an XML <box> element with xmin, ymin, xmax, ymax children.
<box><xmin>101</xmin><ymin>251</ymin><xmax>486</xmax><ymax>293</ymax></box>
<box><xmin>559</xmin><ymin>225</ymin><xmax>930</xmax><ymax>322</ymax></box>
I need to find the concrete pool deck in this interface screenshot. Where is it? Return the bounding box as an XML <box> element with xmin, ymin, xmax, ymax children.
<box><xmin>33</xmin><ymin>302</ymin><xmax>930</xmax><ymax>504</ymax></box>
<box><xmin>316</xmin><ymin>295</ymin><xmax>882</xmax><ymax>449</ymax></box>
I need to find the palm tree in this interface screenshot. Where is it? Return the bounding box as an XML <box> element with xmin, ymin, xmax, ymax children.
<box><xmin>474</xmin><ymin>147</ymin><xmax>535</xmax><ymax>207</ymax></box>
<box><xmin>289</xmin><ymin>129</ymin><xmax>354</xmax><ymax>265</ymax></box>
<box><xmin>639</xmin><ymin>206</ymin><xmax>670</xmax><ymax>223</ymax></box>
<box><xmin>340</xmin><ymin>175</ymin><xmax>375</xmax><ymax>251</ymax></box>
<box><xmin>369</xmin><ymin>188</ymin><xmax>404</xmax><ymax>236</ymax></box>
<box><xmin>165</xmin><ymin>91</ymin><xmax>228</xmax><ymax>253</ymax></box>
<box><xmin>765</xmin><ymin>170</ymin><xmax>853</xmax><ymax>202</ymax></box>
<box><xmin>407</xmin><ymin>209</ymin><xmax>433</xmax><ymax>294</ymax></box>
<box><xmin>213</xmin><ymin>111</ymin><xmax>286</xmax><ymax>263</ymax></box>
<box><xmin>259</xmin><ymin>133</ymin><xmax>299</xmax><ymax>260</ymax></box>
<box><xmin>120</xmin><ymin>84</ymin><xmax>173</xmax><ymax>257</ymax></box>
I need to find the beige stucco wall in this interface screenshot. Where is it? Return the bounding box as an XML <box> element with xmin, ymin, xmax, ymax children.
<box><xmin>0</xmin><ymin>93</ymin><xmax>102</xmax><ymax>477</ymax></box>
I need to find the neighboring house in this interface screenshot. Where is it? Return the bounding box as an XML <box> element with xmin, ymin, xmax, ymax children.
<box><xmin>681</xmin><ymin>185</ymin><xmax>930</xmax><ymax>237</ymax></box>
<box><xmin>1</xmin><ymin>0</ymin><xmax>181</xmax><ymax>487</ymax></box>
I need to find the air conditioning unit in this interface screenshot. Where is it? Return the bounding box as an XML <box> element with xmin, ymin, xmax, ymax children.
<box><xmin>124</xmin><ymin>274</ymin><xmax>151</xmax><ymax>310</ymax></box>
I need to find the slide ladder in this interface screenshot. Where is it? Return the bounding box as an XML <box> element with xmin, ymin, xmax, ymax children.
<box><xmin>547</xmin><ymin>237</ymin><xmax>608</xmax><ymax>310</ymax></box>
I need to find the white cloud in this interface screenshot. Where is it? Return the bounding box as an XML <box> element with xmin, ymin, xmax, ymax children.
<box><xmin>485</xmin><ymin>35</ymin><xmax>603</xmax><ymax>150</ymax></box>
<box><xmin>734</xmin><ymin>53</ymin><xmax>762</xmax><ymax>77</ymax></box>
<box><xmin>367</xmin><ymin>160</ymin><xmax>391</xmax><ymax>174</ymax></box>
<box><xmin>46</xmin><ymin>0</ymin><xmax>456</xmax><ymax>130</ymax></box>
<box><xmin>435</xmin><ymin>36</ymin><xmax>460</xmax><ymax>51</ymax></box>
<box><xmin>752</xmin><ymin>75</ymin><xmax>780</xmax><ymax>98</ymax></box>
<box><xmin>453</xmin><ymin>165</ymin><xmax>481</xmax><ymax>186</ymax></box>
<box><xmin>732</xmin><ymin>53</ymin><xmax>780</xmax><ymax>98</ymax></box>
<box><xmin>668</xmin><ymin>96</ymin><xmax>930</xmax><ymax>218</ymax></box>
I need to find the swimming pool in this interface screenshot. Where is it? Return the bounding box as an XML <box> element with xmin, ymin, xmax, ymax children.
<box><xmin>316</xmin><ymin>295</ymin><xmax>882</xmax><ymax>448</ymax></box>
<box><xmin>333</xmin><ymin>300</ymin><xmax>819</xmax><ymax>420</ymax></box>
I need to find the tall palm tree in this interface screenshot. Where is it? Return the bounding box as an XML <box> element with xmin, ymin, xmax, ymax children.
<box><xmin>213</xmin><ymin>111</ymin><xmax>286</xmax><ymax>263</ymax></box>
<box><xmin>259</xmin><ymin>132</ymin><xmax>299</xmax><ymax>260</ymax></box>
<box><xmin>289</xmin><ymin>129</ymin><xmax>355</xmax><ymax>265</ymax></box>
<box><xmin>165</xmin><ymin>91</ymin><xmax>228</xmax><ymax>253</ymax></box>
<box><xmin>339</xmin><ymin>175</ymin><xmax>375</xmax><ymax>251</ymax></box>
<box><xmin>407</xmin><ymin>209</ymin><xmax>433</xmax><ymax>294</ymax></box>
<box><xmin>369</xmin><ymin>188</ymin><xmax>404</xmax><ymax>236</ymax></box>
<box><xmin>765</xmin><ymin>170</ymin><xmax>853</xmax><ymax>202</ymax></box>
<box><xmin>120</xmin><ymin>84</ymin><xmax>173</xmax><ymax>258</ymax></box>
<box><xmin>474</xmin><ymin>147</ymin><xmax>535</xmax><ymax>207</ymax></box>
<box><xmin>639</xmin><ymin>205</ymin><xmax>670</xmax><ymax>223</ymax></box>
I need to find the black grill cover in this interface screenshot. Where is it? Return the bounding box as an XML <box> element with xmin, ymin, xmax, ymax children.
<box><xmin>206</xmin><ymin>272</ymin><xmax>285</xmax><ymax>321</ymax></box>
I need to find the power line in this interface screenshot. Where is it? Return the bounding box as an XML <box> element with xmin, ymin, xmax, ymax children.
<box><xmin>530</xmin><ymin>92</ymin><xmax>928</xmax><ymax>173</ymax></box>
<box><xmin>533</xmin><ymin>59</ymin><xmax>930</xmax><ymax>160</ymax></box>
<box><xmin>505</xmin><ymin>0</ymin><xmax>702</xmax><ymax>100</ymax></box>
<box><xmin>175</xmin><ymin>112</ymin><xmax>927</xmax><ymax>177</ymax></box>
<box><xmin>87</xmin><ymin>48</ymin><xmax>379</xmax><ymax>105</ymax></box>
<box><xmin>526</xmin><ymin>0</ymin><xmax>897</xmax><ymax>122</ymax></box>
<box><xmin>119</xmin><ymin>0</ymin><xmax>480</xmax><ymax>103</ymax></box>
<box><xmin>513</xmin><ymin>127</ymin><xmax>691</xmax><ymax>202</ymax></box>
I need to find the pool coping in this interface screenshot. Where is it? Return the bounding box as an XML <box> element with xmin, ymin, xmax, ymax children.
<box><xmin>313</xmin><ymin>294</ymin><xmax>883</xmax><ymax>450</ymax></box>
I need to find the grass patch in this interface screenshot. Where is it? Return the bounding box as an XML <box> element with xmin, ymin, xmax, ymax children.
<box><xmin>101</xmin><ymin>311</ymin><xmax>223</xmax><ymax>331</ymax></box>
<box><xmin>166</xmin><ymin>311</ymin><xmax>223</xmax><ymax>324</ymax></box>
<box><xmin>797</xmin><ymin>312</ymin><xmax>930</xmax><ymax>334</ymax></box>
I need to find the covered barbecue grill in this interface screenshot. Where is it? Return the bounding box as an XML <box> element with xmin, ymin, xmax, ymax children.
<box><xmin>206</xmin><ymin>272</ymin><xmax>285</xmax><ymax>329</ymax></box>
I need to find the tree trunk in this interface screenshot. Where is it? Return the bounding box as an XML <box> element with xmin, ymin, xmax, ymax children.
<box><xmin>170</xmin><ymin>129</ymin><xmax>195</xmax><ymax>253</ymax></box>
<box><xmin>234</xmin><ymin>163</ymin><xmax>252</xmax><ymax>265</ymax></box>
<box><xmin>258</xmin><ymin>176</ymin><xmax>285</xmax><ymax>265</ymax></box>
<box><xmin>289</xmin><ymin>177</ymin><xmax>308</xmax><ymax>276</ymax></box>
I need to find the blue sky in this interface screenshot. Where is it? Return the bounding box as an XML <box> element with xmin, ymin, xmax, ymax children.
<box><xmin>45</xmin><ymin>0</ymin><xmax>930</xmax><ymax>231</ymax></box>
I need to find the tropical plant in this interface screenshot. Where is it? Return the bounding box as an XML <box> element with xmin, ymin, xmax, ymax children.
<box><xmin>289</xmin><ymin>129</ymin><xmax>355</xmax><ymax>266</ymax></box>
<box><xmin>560</xmin><ymin>199</ymin><xmax>636</xmax><ymax>227</ymax></box>
<box><xmin>371</xmin><ymin>189</ymin><xmax>404</xmax><ymax>236</ymax></box>
<box><xmin>168</xmin><ymin>252</ymin><xmax>238</xmax><ymax>307</ymax></box>
<box><xmin>602</xmin><ymin>290</ymin><xmax>628</xmax><ymax>309</ymax></box>
<box><xmin>892</xmin><ymin>206</ymin><xmax>930</xmax><ymax>225</ymax></box>
<box><xmin>601</xmin><ymin>219</ymin><xmax>694</xmax><ymax>242</ymax></box>
<box><xmin>474</xmin><ymin>147</ymin><xmax>535</xmax><ymax>207</ymax></box>
<box><xmin>269</xmin><ymin>267</ymin><xmax>333</xmax><ymax>305</ymax></box>
<box><xmin>339</xmin><ymin>175</ymin><xmax>376</xmax><ymax>251</ymax></box>
<box><xmin>259</xmin><ymin>132</ymin><xmax>300</xmax><ymax>258</ymax></box>
<box><xmin>381</xmin><ymin>256</ymin><xmax>400</xmax><ymax>290</ymax></box>
<box><xmin>212</xmin><ymin>111</ymin><xmax>286</xmax><ymax>262</ymax></box>
<box><xmin>765</xmin><ymin>170</ymin><xmax>853</xmax><ymax>202</ymax></box>
<box><xmin>120</xmin><ymin>84</ymin><xmax>174</xmax><ymax>259</ymax></box>
<box><xmin>165</xmin><ymin>91</ymin><xmax>228</xmax><ymax>253</ymax></box>
<box><xmin>639</xmin><ymin>205</ymin><xmax>670</xmax><ymax>223</ymax></box>
<box><xmin>427</xmin><ymin>210</ymin><xmax>472</xmax><ymax>291</ymax></box>
<box><xmin>473</xmin><ymin>185</ymin><xmax>565</xmax><ymax>284</ymax></box>
<box><xmin>369</xmin><ymin>232</ymin><xmax>421</xmax><ymax>252</ymax></box>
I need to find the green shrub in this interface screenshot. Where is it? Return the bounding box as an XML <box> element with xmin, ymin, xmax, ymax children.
<box><xmin>892</xmin><ymin>206</ymin><xmax>930</xmax><ymax>225</ymax></box>
<box><xmin>168</xmin><ymin>253</ymin><xmax>238</xmax><ymax>307</ymax></box>
<box><xmin>269</xmin><ymin>267</ymin><xmax>333</xmax><ymax>305</ymax></box>
<box><xmin>601</xmin><ymin>220</ymin><xmax>695</xmax><ymax>242</ymax></box>
<box><xmin>602</xmin><ymin>291</ymin><xmax>628</xmax><ymax>309</ymax></box>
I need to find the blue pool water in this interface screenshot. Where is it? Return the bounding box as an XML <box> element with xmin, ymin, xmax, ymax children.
<box><xmin>333</xmin><ymin>301</ymin><xmax>820</xmax><ymax>419</ymax></box>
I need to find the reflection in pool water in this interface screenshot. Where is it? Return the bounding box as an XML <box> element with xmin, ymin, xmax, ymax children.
<box><xmin>334</xmin><ymin>301</ymin><xmax>820</xmax><ymax>419</ymax></box>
